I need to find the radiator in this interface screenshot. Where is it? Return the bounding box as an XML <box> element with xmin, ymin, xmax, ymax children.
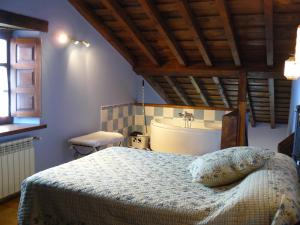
<box><xmin>0</xmin><ymin>137</ymin><xmax>35</xmax><ymax>199</ymax></box>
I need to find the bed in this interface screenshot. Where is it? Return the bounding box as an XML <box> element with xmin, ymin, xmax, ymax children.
<box><xmin>18</xmin><ymin>147</ymin><xmax>300</xmax><ymax>225</ymax></box>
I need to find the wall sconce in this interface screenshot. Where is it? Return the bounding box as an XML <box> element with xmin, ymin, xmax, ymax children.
<box><xmin>56</xmin><ymin>32</ymin><xmax>90</xmax><ymax>47</ymax></box>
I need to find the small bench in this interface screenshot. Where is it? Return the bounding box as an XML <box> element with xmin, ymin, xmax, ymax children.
<box><xmin>69</xmin><ymin>131</ymin><xmax>124</xmax><ymax>157</ymax></box>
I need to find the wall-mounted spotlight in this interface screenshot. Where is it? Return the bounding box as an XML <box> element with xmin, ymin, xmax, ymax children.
<box><xmin>56</xmin><ymin>32</ymin><xmax>90</xmax><ymax>47</ymax></box>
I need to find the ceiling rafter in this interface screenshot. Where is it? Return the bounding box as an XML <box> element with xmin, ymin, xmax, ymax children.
<box><xmin>143</xmin><ymin>76</ymin><xmax>173</xmax><ymax>104</ymax></box>
<box><xmin>68</xmin><ymin>0</ymin><xmax>135</xmax><ymax>66</ymax></box>
<box><xmin>246</xmin><ymin>90</ymin><xmax>256</xmax><ymax>127</ymax></box>
<box><xmin>264</xmin><ymin>0</ymin><xmax>274</xmax><ymax>67</ymax></box>
<box><xmin>178</xmin><ymin>0</ymin><xmax>212</xmax><ymax>66</ymax></box>
<box><xmin>102</xmin><ymin>0</ymin><xmax>160</xmax><ymax>66</ymax></box>
<box><xmin>268</xmin><ymin>78</ymin><xmax>276</xmax><ymax>128</ymax></box>
<box><xmin>189</xmin><ymin>76</ymin><xmax>210</xmax><ymax>106</ymax></box>
<box><xmin>215</xmin><ymin>0</ymin><xmax>241</xmax><ymax>66</ymax></box>
<box><xmin>164</xmin><ymin>77</ymin><xmax>192</xmax><ymax>106</ymax></box>
<box><xmin>138</xmin><ymin>0</ymin><xmax>187</xmax><ymax>66</ymax></box>
<box><xmin>212</xmin><ymin>77</ymin><xmax>230</xmax><ymax>108</ymax></box>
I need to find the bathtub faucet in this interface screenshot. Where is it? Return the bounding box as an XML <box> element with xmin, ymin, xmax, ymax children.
<box><xmin>178</xmin><ymin>111</ymin><xmax>194</xmax><ymax>121</ymax></box>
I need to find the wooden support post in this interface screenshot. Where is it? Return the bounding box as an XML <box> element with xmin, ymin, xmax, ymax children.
<box><xmin>165</xmin><ymin>77</ymin><xmax>192</xmax><ymax>106</ymax></box>
<box><xmin>189</xmin><ymin>76</ymin><xmax>210</xmax><ymax>106</ymax></box>
<box><xmin>268</xmin><ymin>78</ymin><xmax>276</xmax><ymax>128</ymax></box>
<box><xmin>238</xmin><ymin>72</ymin><xmax>247</xmax><ymax>146</ymax></box>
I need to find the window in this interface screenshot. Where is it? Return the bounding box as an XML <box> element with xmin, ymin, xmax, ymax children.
<box><xmin>0</xmin><ymin>32</ymin><xmax>41</xmax><ymax>125</ymax></box>
<box><xmin>0</xmin><ymin>32</ymin><xmax>11</xmax><ymax>124</ymax></box>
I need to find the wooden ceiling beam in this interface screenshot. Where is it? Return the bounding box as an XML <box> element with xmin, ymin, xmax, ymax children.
<box><xmin>189</xmin><ymin>76</ymin><xmax>210</xmax><ymax>106</ymax></box>
<box><xmin>102</xmin><ymin>0</ymin><xmax>160</xmax><ymax>66</ymax></box>
<box><xmin>215</xmin><ymin>0</ymin><xmax>241</xmax><ymax>66</ymax></box>
<box><xmin>264</xmin><ymin>0</ymin><xmax>274</xmax><ymax>67</ymax></box>
<box><xmin>142</xmin><ymin>76</ymin><xmax>173</xmax><ymax>104</ymax></box>
<box><xmin>178</xmin><ymin>0</ymin><xmax>212</xmax><ymax>66</ymax></box>
<box><xmin>212</xmin><ymin>77</ymin><xmax>230</xmax><ymax>108</ymax></box>
<box><xmin>138</xmin><ymin>0</ymin><xmax>186</xmax><ymax>66</ymax></box>
<box><xmin>69</xmin><ymin>0</ymin><xmax>135</xmax><ymax>66</ymax></box>
<box><xmin>268</xmin><ymin>78</ymin><xmax>276</xmax><ymax>128</ymax></box>
<box><xmin>164</xmin><ymin>77</ymin><xmax>192</xmax><ymax>106</ymax></box>
<box><xmin>134</xmin><ymin>65</ymin><xmax>284</xmax><ymax>78</ymax></box>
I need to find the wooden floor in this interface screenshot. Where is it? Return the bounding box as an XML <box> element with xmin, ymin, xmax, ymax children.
<box><xmin>0</xmin><ymin>197</ymin><xmax>19</xmax><ymax>225</ymax></box>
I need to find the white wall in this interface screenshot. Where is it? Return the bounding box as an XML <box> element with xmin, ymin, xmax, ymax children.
<box><xmin>248</xmin><ymin>123</ymin><xmax>288</xmax><ymax>152</ymax></box>
<box><xmin>288</xmin><ymin>79</ymin><xmax>300</xmax><ymax>133</ymax></box>
<box><xmin>0</xmin><ymin>0</ymin><xmax>139</xmax><ymax>171</ymax></box>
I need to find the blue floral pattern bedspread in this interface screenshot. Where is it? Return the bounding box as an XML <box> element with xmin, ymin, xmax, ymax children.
<box><xmin>18</xmin><ymin>147</ymin><xmax>300</xmax><ymax>225</ymax></box>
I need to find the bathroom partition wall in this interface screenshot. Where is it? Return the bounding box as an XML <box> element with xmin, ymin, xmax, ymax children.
<box><xmin>100</xmin><ymin>103</ymin><xmax>231</xmax><ymax>147</ymax></box>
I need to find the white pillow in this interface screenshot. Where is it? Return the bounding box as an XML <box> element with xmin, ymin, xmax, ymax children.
<box><xmin>188</xmin><ymin>146</ymin><xmax>275</xmax><ymax>187</ymax></box>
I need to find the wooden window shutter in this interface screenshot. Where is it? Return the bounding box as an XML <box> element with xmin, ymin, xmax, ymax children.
<box><xmin>10</xmin><ymin>38</ymin><xmax>41</xmax><ymax>117</ymax></box>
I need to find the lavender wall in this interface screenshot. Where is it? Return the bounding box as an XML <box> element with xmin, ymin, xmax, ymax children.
<box><xmin>248</xmin><ymin>123</ymin><xmax>288</xmax><ymax>152</ymax></box>
<box><xmin>0</xmin><ymin>0</ymin><xmax>139</xmax><ymax>171</ymax></box>
<box><xmin>288</xmin><ymin>79</ymin><xmax>300</xmax><ymax>133</ymax></box>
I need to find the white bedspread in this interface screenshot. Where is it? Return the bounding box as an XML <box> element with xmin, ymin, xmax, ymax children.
<box><xmin>18</xmin><ymin>147</ymin><xmax>300</xmax><ymax>225</ymax></box>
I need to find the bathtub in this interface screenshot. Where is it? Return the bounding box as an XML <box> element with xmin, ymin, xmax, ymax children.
<box><xmin>150</xmin><ymin>118</ymin><xmax>222</xmax><ymax>155</ymax></box>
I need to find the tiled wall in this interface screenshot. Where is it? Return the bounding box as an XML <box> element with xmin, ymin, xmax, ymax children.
<box><xmin>100</xmin><ymin>104</ymin><xmax>230</xmax><ymax>146</ymax></box>
<box><xmin>134</xmin><ymin>105</ymin><xmax>229</xmax><ymax>134</ymax></box>
<box><xmin>100</xmin><ymin>103</ymin><xmax>135</xmax><ymax>145</ymax></box>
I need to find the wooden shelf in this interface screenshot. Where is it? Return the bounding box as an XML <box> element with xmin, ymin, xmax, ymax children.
<box><xmin>0</xmin><ymin>124</ymin><xmax>47</xmax><ymax>137</ymax></box>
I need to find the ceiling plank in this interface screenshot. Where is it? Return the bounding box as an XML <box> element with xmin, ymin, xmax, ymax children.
<box><xmin>178</xmin><ymin>0</ymin><xmax>212</xmax><ymax>66</ymax></box>
<box><xmin>215</xmin><ymin>0</ymin><xmax>241</xmax><ymax>66</ymax></box>
<box><xmin>68</xmin><ymin>0</ymin><xmax>135</xmax><ymax>66</ymax></box>
<box><xmin>268</xmin><ymin>78</ymin><xmax>276</xmax><ymax>128</ymax></box>
<box><xmin>212</xmin><ymin>77</ymin><xmax>230</xmax><ymax>108</ymax></box>
<box><xmin>142</xmin><ymin>76</ymin><xmax>173</xmax><ymax>104</ymax></box>
<box><xmin>138</xmin><ymin>0</ymin><xmax>186</xmax><ymax>66</ymax></box>
<box><xmin>164</xmin><ymin>77</ymin><xmax>192</xmax><ymax>106</ymax></box>
<box><xmin>0</xmin><ymin>9</ymin><xmax>48</xmax><ymax>32</ymax></box>
<box><xmin>189</xmin><ymin>76</ymin><xmax>210</xmax><ymax>106</ymax></box>
<box><xmin>102</xmin><ymin>0</ymin><xmax>160</xmax><ymax>66</ymax></box>
<box><xmin>264</xmin><ymin>0</ymin><xmax>274</xmax><ymax>67</ymax></box>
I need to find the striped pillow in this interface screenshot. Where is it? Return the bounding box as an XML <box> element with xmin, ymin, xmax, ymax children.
<box><xmin>188</xmin><ymin>146</ymin><xmax>275</xmax><ymax>187</ymax></box>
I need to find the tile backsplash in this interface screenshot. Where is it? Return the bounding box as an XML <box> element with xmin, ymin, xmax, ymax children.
<box><xmin>101</xmin><ymin>103</ymin><xmax>135</xmax><ymax>145</ymax></box>
<box><xmin>100</xmin><ymin>103</ymin><xmax>230</xmax><ymax>146</ymax></box>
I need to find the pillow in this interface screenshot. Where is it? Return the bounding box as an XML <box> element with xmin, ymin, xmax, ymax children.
<box><xmin>188</xmin><ymin>146</ymin><xmax>275</xmax><ymax>187</ymax></box>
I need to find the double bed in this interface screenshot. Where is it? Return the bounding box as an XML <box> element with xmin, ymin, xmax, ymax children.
<box><xmin>18</xmin><ymin>147</ymin><xmax>300</xmax><ymax>225</ymax></box>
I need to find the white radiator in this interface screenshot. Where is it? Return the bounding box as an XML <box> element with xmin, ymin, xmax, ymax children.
<box><xmin>0</xmin><ymin>137</ymin><xmax>35</xmax><ymax>199</ymax></box>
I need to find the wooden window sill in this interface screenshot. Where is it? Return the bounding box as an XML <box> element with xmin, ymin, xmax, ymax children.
<box><xmin>0</xmin><ymin>124</ymin><xmax>47</xmax><ymax>137</ymax></box>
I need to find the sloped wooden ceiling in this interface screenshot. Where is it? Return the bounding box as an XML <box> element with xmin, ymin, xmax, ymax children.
<box><xmin>69</xmin><ymin>0</ymin><xmax>298</xmax><ymax>127</ymax></box>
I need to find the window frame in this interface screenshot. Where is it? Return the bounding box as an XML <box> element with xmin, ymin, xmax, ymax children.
<box><xmin>0</xmin><ymin>30</ymin><xmax>12</xmax><ymax>125</ymax></box>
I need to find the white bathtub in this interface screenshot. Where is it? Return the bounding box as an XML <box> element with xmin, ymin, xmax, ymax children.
<box><xmin>150</xmin><ymin>118</ymin><xmax>222</xmax><ymax>155</ymax></box>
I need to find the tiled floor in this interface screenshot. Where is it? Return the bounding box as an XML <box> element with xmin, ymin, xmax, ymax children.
<box><xmin>0</xmin><ymin>197</ymin><xmax>19</xmax><ymax>225</ymax></box>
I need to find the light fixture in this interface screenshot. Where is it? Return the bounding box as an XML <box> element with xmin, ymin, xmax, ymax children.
<box><xmin>284</xmin><ymin>57</ymin><xmax>300</xmax><ymax>80</ymax></box>
<box><xmin>56</xmin><ymin>31</ymin><xmax>90</xmax><ymax>47</ymax></box>
<box><xmin>57</xmin><ymin>32</ymin><xmax>69</xmax><ymax>45</ymax></box>
<box><xmin>284</xmin><ymin>25</ymin><xmax>300</xmax><ymax>80</ymax></box>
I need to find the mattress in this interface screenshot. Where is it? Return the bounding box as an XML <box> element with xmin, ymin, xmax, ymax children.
<box><xmin>18</xmin><ymin>147</ymin><xmax>300</xmax><ymax>225</ymax></box>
